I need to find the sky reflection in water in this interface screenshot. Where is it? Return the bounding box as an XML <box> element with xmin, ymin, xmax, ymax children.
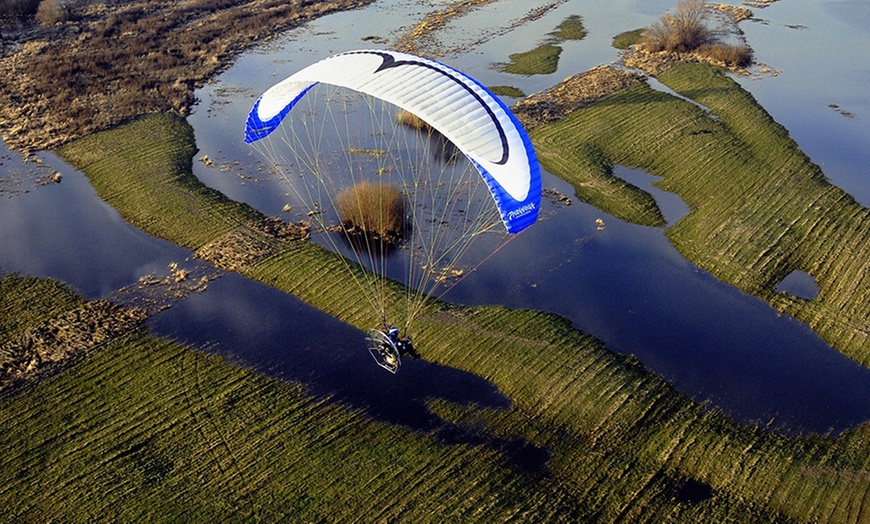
<box><xmin>2</xmin><ymin>0</ymin><xmax>869</xmax><ymax>435</ymax></box>
<box><xmin>183</xmin><ymin>0</ymin><xmax>870</xmax><ymax>434</ymax></box>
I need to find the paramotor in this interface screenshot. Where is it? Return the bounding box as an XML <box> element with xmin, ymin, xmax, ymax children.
<box><xmin>245</xmin><ymin>50</ymin><xmax>541</xmax><ymax>368</ymax></box>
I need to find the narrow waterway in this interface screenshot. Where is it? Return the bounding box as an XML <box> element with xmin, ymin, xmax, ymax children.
<box><xmin>0</xmin><ymin>146</ymin><xmax>513</xmax><ymax>432</ymax></box>
<box><xmin>184</xmin><ymin>0</ymin><xmax>870</xmax><ymax>434</ymax></box>
<box><xmin>3</xmin><ymin>0</ymin><xmax>869</xmax><ymax>435</ymax></box>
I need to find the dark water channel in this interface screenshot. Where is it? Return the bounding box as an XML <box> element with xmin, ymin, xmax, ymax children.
<box><xmin>0</xmin><ymin>147</ymin><xmax>514</xmax><ymax>434</ymax></box>
<box><xmin>0</xmin><ymin>150</ymin><xmax>191</xmax><ymax>298</ymax></box>
<box><xmin>2</xmin><ymin>0</ymin><xmax>869</xmax><ymax>437</ymax></box>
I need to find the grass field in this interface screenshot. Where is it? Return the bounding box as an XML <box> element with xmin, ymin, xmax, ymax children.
<box><xmin>3</xmin><ymin>272</ymin><xmax>869</xmax><ymax>522</ymax></box>
<box><xmin>26</xmin><ymin>78</ymin><xmax>869</xmax><ymax>520</ymax></box>
<box><xmin>0</xmin><ymin>275</ymin><xmax>84</xmax><ymax>339</ymax></box>
<box><xmin>532</xmin><ymin>62</ymin><xmax>870</xmax><ymax>365</ymax></box>
<box><xmin>1</xmin><ymin>276</ymin><xmax>589</xmax><ymax>521</ymax></box>
<box><xmin>497</xmin><ymin>44</ymin><xmax>563</xmax><ymax>75</ymax></box>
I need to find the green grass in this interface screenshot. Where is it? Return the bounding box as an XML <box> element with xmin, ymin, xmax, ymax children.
<box><xmin>495</xmin><ymin>15</ymin><xmax>586</xmax><ymax>77</ymax></box>
<box><xmin>498</xmin><ymin>44</ymin><xmax>562</xmax><ymax>76</ymax></box>
<box><xmin>530</xmin><ymin>62</ymin><xmax>870</xmax><ymax>364</ymax></box>
<box><xmin>57</xmin><ymin>113</ymin><xmax>259</xmax><ymax>250</ymax></box>
<box><xmin>488</xmin><ymin>85</ymin><xmax>526</xmax><ymax>98</ymax></box>
<box><xmin>533</xmin><ymin>136</ymin><xmax>666</xmax><ymax>226</ymax></box>
<box><xmin>613</xmin><ymin>29</ymin><xmax>644</xmax><ymax>50</ymax></box>
<box><xmin>0</xmin><ymin>277</ymin><xmax>588</xmax><ymax>521</ymax></box>
<box><xmin>656</xmin><ymin>63</ymin><xmax>869</xmax><ymax>361</ymax></box>
<box><xmin>547</xmin><ymin>14</ymin><xmax>587</xmax><ymax>42</ymax></box>
<box><xmin>3</xmin><ymin>274</ymin><xmax>870</xmax><ymax>522</ymax></box>
<box><xmin>0</xmin><ymin>274</ymin><xmax>83</xmax><ymax>339</ymax></box>
<box><xmin>41</xmin><ymin>75</ymin><xmax>870</xmax><ymax>521</ymax></box>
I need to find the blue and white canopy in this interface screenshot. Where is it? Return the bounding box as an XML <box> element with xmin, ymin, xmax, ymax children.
<box><xmin>245</xmin><ymin>49</ymin><xmax>541</xmax><ymax>234</ymax></box>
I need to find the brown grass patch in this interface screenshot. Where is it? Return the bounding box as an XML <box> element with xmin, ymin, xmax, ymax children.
<box><xmin>336</xmin><ymin>182</ymin><xmax>406</xmax><ymax>242</ymax></box>
<box><xmin>1</xmin><ymin>300</ymin><xmax>146</xmax><ymax>391</ymax></box>
<box><xmin>512</xmin><ymin>65</ymin><xmax>646</xmax><ymax>130</ymax></box>
<box><xmin>397</xmin><ymin>109</ymin><xmax>432</xmax><ymax>131</ymax></box>
<box><xmin>696</xmin><ymin>43</ymin><xmax>752</xmax><ymax>68</ymax></box>
<box><xmin>0</xmin><ymin>0</ymin><xmax>374</xmax><ymax>152</ymax></box>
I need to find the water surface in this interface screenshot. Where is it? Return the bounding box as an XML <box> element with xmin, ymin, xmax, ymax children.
<box><xmin>2</xmin><ymin>0</ymin><xmax>869</xmax><ymax>435</ymax></box>
<box><xmin>184</xmin><ymin>0</ymin><xmax>870</xmax><ymax>434</ymax></box>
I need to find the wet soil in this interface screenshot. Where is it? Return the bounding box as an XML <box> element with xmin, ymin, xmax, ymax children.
<box><xmin>0</xmin><ymin>300</ymin><xmax>147</xmax><ymax>392</ymax></box>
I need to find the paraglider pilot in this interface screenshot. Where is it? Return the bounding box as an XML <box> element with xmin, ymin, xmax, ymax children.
<box><xmin>386</xmin><ymin>326</ymin><xmax>420</xmax><ymax>359</ymax></box>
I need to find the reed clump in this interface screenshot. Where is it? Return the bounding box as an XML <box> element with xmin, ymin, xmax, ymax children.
<box><xmin>696</xmin><ymin>43</ymin><xmax>752</xmax><ymax>67</ymax></box>
<box><xmin>638</xmin><ymin>0</ymin><xmax>752</xmax><ymax>68</ymax></box>
<box><xmin>336</xmin><ymin>182</ymin><xmax>406</xmax><ymax>242</ymax></box>
<box><xmin>396</xmin><ymin>109</ymin><xmax>431</xmax><ymax>131</ymax></box>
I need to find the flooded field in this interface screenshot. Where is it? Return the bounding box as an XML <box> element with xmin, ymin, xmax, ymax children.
<box><xmin>2</xmin><ymin>0</ymin><xmax>869</xmax><ymax>435</ymax></box>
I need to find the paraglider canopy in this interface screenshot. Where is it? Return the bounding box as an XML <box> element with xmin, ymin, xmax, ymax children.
<box><xmin>245</xmin><ymin>50</ymin><xmax>542</xmax><ymax>356</ymax></box>
<box><xmin>245</xmin><ymin>49</ymin><xmax>541</xmax><ymax>234</ymax></box>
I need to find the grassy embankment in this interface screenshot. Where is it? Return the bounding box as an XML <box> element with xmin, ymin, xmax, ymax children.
<box><xmin>6</xmin><ymin>264</ymin><xmax>870</xmax><ymax>522</ymax></box>
<box><xmin>1</xmin><ymin>275</ymin><xmax>587</xmax><ymax>522</ymax></box>
<box><xmin>0</xmin><ymin>275</ymin><xmax>83</xmax><ymax>339</ymax></box>
<box><xmin>531</xmin><ymin>61</ymin><xmax>870</xmax><ymax>365</ymax></box>
<box><xmin>6</xmin><ymin>95</ymin><xmax>857</xmax><ymax>521</ymax></box>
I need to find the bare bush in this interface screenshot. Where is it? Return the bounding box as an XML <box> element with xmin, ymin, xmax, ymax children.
<box><xmin>397</xmin><ymin>109</ymin><xmax>431</xmax><ymax>131</ymax></box>
<box><xmin>697</xmin><ymin>43</ymin><xmax>753</xmax><ymax>68</ymax></box>
<box><xmin>35</xmin><ymin>0</ymin><xmax>70</xmax><ymax>25</ymax></box>
<box><xmin>640</xmin><ymin>0</ymin><xmax>710</xmax><ymax>53</ymax></box>
<box><xmin>336</xmin><ymin>182</ymin><xmax>406</xmax><ymax>241</ymax></box>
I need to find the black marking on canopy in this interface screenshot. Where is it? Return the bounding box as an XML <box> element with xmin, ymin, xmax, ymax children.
<box><xmin>342</xmin><ymin>50</ymin><xmax>510</xmax><ymax>166</ymax></box>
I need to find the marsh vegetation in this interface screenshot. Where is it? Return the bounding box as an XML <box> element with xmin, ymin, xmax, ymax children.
<box><xmin>36</xmin><ymin>74</ymin><xmax>869</xmax><ymax>520</ymax></box>
<box><xmin>496</xmin><ymin>14</ymin><xmax>586</xmax><ymax>75</ymax></box>
<box><xmin>336</xmin><ymin>182</ymin><xmax>407</xmax><ymax>242</ymax></box>
<box><xmin>523</xmin><ymin>61</ymin><xmax>870</xmax><ymax>365</ymax></box>
<box><xmin>3</xmin><ymin>0</ymin><xmax>869</xmax><ymax>521</ymax></box>
<box><xmin>635</xmin><ymin>0</ymin><xmax>752</xmax><ymax>68</ymax></box>
<box><xmin>4</xmin><ymin>253</ymin><xmax>870</xmax><ymax>521</ymax></box>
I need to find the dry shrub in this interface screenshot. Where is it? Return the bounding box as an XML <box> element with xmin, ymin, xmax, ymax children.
<box><xmin>397</xmin><ymin>109</ymin><xmax>459</xmax><ymax>162</ymax></box>
<box><xmin>640</xmin><ymin>0</ymin><xmax>710</xmax><ymax>53</ymax></box>
<box><xmin>697</xmin><ymin>43</ymin><xmax>753</xmax><ymax>68</ymax></box>
<box><xmin>397</xmin><ymin>109</ymin><xmax>432</xmax><ymax>131</ymax></box>
<box><xmin>35</xmin><ymin>0</ymin><xmax>70</xmax><ymax>26</ymax></box>
<box><xmin>336</xmin><ymin>182</ymin><xmax>406</xmax><ymax>241</ymax></box>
